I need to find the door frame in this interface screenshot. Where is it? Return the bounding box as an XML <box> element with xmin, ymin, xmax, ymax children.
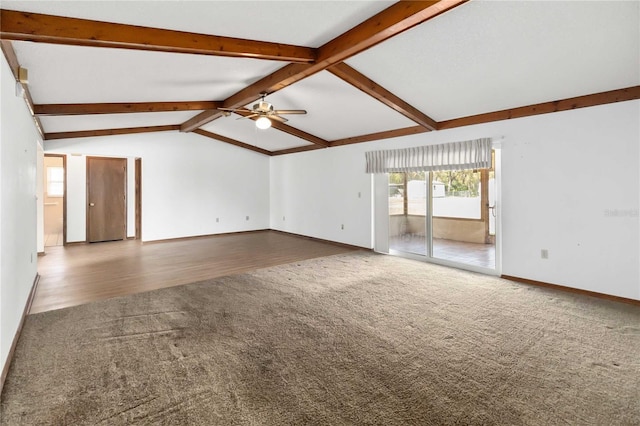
<box><xmin>135</xmin><ymin>158</ymin><xmax>142</xmax><ymax>240</ymax></box>
<box><xmin>43</xmin><ymin>153</ymin><xmax>67</xmax><ymax>247</ymax></box>
<box><xmin>375</xmin><ymin>149</ymin><xmax>502</xmax><ymax>276</ymax></box>
<box><xmin>85</xmin><ymin>156</ymin><xmax>127</xmax><ymax>243</ymax></box>
<box><xmin>427</xmin><ymin>153</ymin><xmax>501</xmax><ymax>275</ymax></box>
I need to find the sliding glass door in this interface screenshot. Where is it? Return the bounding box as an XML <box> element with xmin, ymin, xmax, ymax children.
<box><xmin>431</xmin><ymin>168</ymin><xmax>495</xmax><ymax>269</ymax></box>
<box><xmin>386</xmin><ymin>153</ymin><xmax>498</xmax><ymax>273</ymax></box>
<box><xmin>389</xmin><ymin>172</ymin><xmax>427</xmax><ymax>255</ymax></box>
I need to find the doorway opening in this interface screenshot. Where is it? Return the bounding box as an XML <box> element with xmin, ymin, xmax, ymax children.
<box><xmin>43</xmin><ymin>154</ymin><xmax>66</xmax><ymax>247</ymax></box>
<box><xmin>386</xmin><ymin>151</ymin><xmax>499</xmax><ymax>273</ymax></box>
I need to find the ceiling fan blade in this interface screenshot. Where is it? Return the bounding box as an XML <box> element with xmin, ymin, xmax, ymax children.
<box><xmin>270</xmin><ymin>115</ymin><xmax>288</xmax><ymax>123</ymax></box>
<box><xmin>236</xmin><ymin>113</ymin><xmax>259</xmax><ymax>120</ymax></box>
<box><xmin>274</xmin><ymin>109</ymin><xmax>307</xmax><ymax>115</ymax></box>
<box><xmin>219</xmin><ymin>107</ymin><xmax>252</xmax><ymax>113</ymax></box>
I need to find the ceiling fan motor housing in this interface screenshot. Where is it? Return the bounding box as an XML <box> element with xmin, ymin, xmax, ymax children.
<box><xmin>254</xmin><ymin>101</ymin><xmax>274</xmax><ymax>113</ymax></box>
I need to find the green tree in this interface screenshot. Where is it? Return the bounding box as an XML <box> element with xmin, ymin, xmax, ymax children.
<box><xmin>433</xmin><ymin>170</ymin><xmax>480</xmax><ymax>196</ymax></box>
<box><xmin>390</xmin><ymin>171</ymin><xmax>480</xmax><ymax>197</ymax></box>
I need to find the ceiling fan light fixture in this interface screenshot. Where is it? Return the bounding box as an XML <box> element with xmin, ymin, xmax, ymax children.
<box><xmin>255</xmin><ymin>116</ymin><xmax>271</xmax><ymax>130</ymax></box>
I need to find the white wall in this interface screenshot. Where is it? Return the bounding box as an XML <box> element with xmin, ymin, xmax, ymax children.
<box><xmin>270</xmin><ymin>101</ymin><xmax>640</xmax><ymax>300</ymax></box>
<box><xmin>66</xmin><ymin>154</ymin><xmax>86</xmax><ymax>242</ymax></box>
<box><xmin>28</xmin><ymin>91</ymin><xmax>640</xmax><ymax>309</ymax></box>
<box><xmin>45</xmin><ymin>131</ymin><xmax>270</xmax><ymax>242</ymax></box>
<box><xmin>270</xmin><ymin>146</ymin><xmax>372</xmax><ymax>247</ymax></box>
<box><xmin>498</xmin><ymin>102</ymin><xmax>639</xmax><ymax>301</ymax></box>
<box><xmin>1</xmin><ymin>55</ymin><xmax>40</xmax><ymax>377</ymax></box>
<box><xmin>36</xmin><ymin>143</ymin><xmax>44</xmax><ymax>253</ymax></box>
<box><xmin>54</xmin><ymin>154</ymin><xmax>135</xmax><ymax>242</ymax></box>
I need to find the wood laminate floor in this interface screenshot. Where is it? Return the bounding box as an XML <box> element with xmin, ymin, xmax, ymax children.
<box><xmin>44</xmin><ymin>232</ymin><xmax>64</xmax><ymax>247</ymax></box>
<box><xmin>33</xmin><ymin>231</ymin><xmax>358</xmax><ymax>314</ymax></box>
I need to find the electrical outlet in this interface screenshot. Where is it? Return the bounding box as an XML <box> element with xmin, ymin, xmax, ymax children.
<box><xmin>541</xmin><ymin>249</ymin><xmax>549</xmax><ymax>259</ymax></box>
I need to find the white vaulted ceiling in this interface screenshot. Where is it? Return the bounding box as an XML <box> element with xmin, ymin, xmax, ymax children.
<box><xmin>13</xmin><ymin>41</ymin><xmax>286</xmax><ymax>104</ymax></box>
<box><xmin>2</xmin><ymin>1</ymin><xmax>396</xmax><ymax>47</ymax></box>
<box><xmin>1</xmin><ymin>0</ymin><xmax>638</xmax><ymax>155</ymax></box>
<box><xmin>346</xmin><ymin>0</ymin><xmax>640</xmax><ymax>121</ymax></box>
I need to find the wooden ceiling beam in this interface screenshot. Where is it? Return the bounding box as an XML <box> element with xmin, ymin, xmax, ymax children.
<box><xmin>1</xmin><ymin>40</ymin><xmax>45</xmax><ymax>139</ymax></box>
<box><xmin>193</xmin><ymin>129</ymin><xmax>272</xmax><ymax>156</ymax></box>
<box><xmin>328</xmin><ymin>63</ymin><xmax>438</xmax><ymax>130</ymax></box>
<box><xmin>269</xmin><ymin>122</ymin><xmax>329</xmax><ymax>148</ymax></box>
<box><xmin>233</xmin><ymin>110</ymin><xmax>329</xmax><ymax>147</ymax></box>
<box><xmin>438</xmin><ymin>86</ymin><xmax>640</xmax><ymax>130</ymax></box>
<box><xmin>180</xmin><ymin>0</ymin><xmax>468</xmax><ymax>132</ymax></box>
<box><xmin>327</xmin><ymin>86</ymin><xmax>640</xmax><ymax>150</ymax></box>
<box><xmin>330</xmin><ymin>126</ymin><xmax>428</xmax><ymax>147</ymax></box>
<box><xmin>34</xmin><ymin>101</ymin><xmax>223</xmax><ymax>116</ymax></box>
<box><xmin>0</xmin><ymin>39</ymin><xmax>20</xmax><ymax>77</ymax></box>
<box><xmin>44</xmin><ymin>125</ymin><xmax>180</xmax><ymax>140</ymax></box>
<box><xmin>316</xmin><ymin>0</ymin><xmax>466</xmax><ymax>69</ymax></box>
<box><xmin>271</xmin><ymin>144</ymin><xmax>326</xmax><ymax>156</ymax></box>
<box><xmin>0</xmin><ymin>10</ymin><xmax>316</xmax><ymax>62</ymax></box>
<box><xmin>180</xmin><ymin>63</ymin><xmax>311</xmax><ymax>131</ymax></box>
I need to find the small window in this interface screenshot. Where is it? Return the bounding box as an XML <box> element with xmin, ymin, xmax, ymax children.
<box><xmin>47</xmin><ymin>167</ymin><xmax>64</xmax><ymax>197</ymax></box>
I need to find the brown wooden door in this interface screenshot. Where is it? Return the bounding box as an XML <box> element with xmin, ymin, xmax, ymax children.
<box><xmin>87</xmin><ymin>157</ymin><xmax>126</xmax><ymax>243</ymax></box>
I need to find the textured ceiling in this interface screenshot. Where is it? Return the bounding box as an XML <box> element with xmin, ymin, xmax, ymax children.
<box><xmin>2</xmin><ymin>1</ymin><xmax>395</xmax><ymax>47</ymax></box>
<box><xmin>2</xmin><ymin>0</ymin><xmax>638</xmax><ymax>154</ymax></box>
<box><xmin>346</xmin><ymin>0</ymin><xmax>640</xmax><ymax>121</ymax></box>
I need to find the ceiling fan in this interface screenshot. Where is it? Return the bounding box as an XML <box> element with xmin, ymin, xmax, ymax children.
<box><xmin>218</xmin><ymin>93</ymin><xmax>307</xmax><ymax>129</ymax></box>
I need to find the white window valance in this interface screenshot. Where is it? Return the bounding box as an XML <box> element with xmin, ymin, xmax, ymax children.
<box><xmin>365</xmin><ymin>137</ymin><xmax>492</xmax><ymax>174</ymax></box>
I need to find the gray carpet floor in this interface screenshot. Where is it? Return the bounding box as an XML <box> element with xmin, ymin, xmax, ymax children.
<box><xmin>2</xmin><ymin>251</ymin><xmax>639</xmax><ymax>425</ymax></box>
